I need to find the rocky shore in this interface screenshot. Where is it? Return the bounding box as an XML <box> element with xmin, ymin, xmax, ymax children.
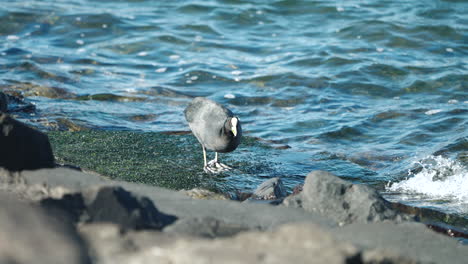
<box><xmin>1</xmin><ymin>96</ymin><xmax>467</xmax><ymax>263</ymax></box>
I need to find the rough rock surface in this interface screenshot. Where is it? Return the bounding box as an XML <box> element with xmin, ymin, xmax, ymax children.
<box><xmin>163</xmin><ymin>216</ymin><xmax>251</xmax><ymax>238</ymax></box>
<box><xmin>251</xmin><ymin>177</ymin><xmax>287</xmax><ymax>200</ymax></box>
<box><xmin>0</xmin><ymin>191</ymin><xmax>90</xmax><ymax>264</ymax></box>
<box><xmin>20</xmin><ymin>168</ymin><xmax>334</xmax><ymax>231</ymax></box>
<box><xmin>1</xmin><ymin>167</ymin><xmax>468</xmax><ymax>263</ymax></box>
<box><xmin>0</xmin><ymin>113</ymin><xmax>55</xmax><ymax>171</ymax></box>
<box><xmin>80</xmin><ymin>222</ymin><xmax>361</xmax><ymax>264</ymax></box>
<box><xmin>333</xmin><ymin>222</ymin><xmax>468</xmax><ymax>264</ymax></box>
<box><xmin>282</xmin><ymin>170</ymin><xmax>405</xmax><ymax>225</ymax></box>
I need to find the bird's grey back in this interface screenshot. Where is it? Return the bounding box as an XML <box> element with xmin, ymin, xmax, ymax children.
<box><xmin>184</xmin><ymin>97</ymin><xmax>233</xmax><ymax>123</ymax></box>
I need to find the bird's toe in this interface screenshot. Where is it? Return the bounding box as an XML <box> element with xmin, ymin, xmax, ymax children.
<box><xmin>204</xmin><ymin>161</ymin><xmax>231</xmax><ymax>174</ymax></box>
<box><xmin>216</xmin><ymin>162</ymin><xmax>232</xmax><ymax>170</ymax></box>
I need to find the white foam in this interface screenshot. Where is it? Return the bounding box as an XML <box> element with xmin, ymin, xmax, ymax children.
<box><xmin>224</xmin><ymin>93</ymin><xmax>236</xmax><ymax>99</ymax></box>
<box><xmin>137</xmin><ymin>51</ymin><xmax>148</xmax><ymax>57</ymax></box>
<box><xmin>387</xmin><ymin>156</ymin><xmax>468</xmax><ymax>202</ymax></box>
<box><xmin>7</xmin><ymin>35</ymin><xmax>20</xmax><ymax>41</ymax></box>
<box><xmin>425</xmin><ymin>109</ymin><xmax>442</xmax><ymax>115</ymax></box>
<box><xmin>155</xmin><ymin>67</ymin><xmax>167</xmax><ymax>73</ymax></box>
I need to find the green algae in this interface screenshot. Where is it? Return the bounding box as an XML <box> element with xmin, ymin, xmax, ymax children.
<box><xmin>47</xmin><ymin>130</ymin><xmax>275</xmax><ymax>191</ymax></box>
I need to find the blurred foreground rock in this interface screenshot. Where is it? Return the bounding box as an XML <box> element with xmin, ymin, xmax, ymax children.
<box><xmin>1</xmin><ymin>167</ymin><xmax>467</xmax><ymax>264</ymax></box>
<box><xmin>0</xmin><ymin>191</ymin><xmax>90</xmax><ymax>264</ymax></box>
<box><xmin>80</xmin><ymin>222</ymin><xmax>362</xmax><ymax>264</ymax></box>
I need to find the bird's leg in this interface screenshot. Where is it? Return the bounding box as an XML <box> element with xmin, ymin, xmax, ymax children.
<box><xmin>202</xmin><ymin>146</ymin><xmax>207</xmax><ymax>167</ymax></box>
<box><xmin>203</xmin><ymin>146</ymin><xmax>215</xmax><ymax>173</ymax></box>
<box><xmin>207</xmin><ymin>152</ymin><xmax>232</xmax><ymax>172</ymax></box>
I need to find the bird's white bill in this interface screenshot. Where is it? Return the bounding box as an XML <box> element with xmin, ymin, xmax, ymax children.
<box><xmin>231</xmin><ymin>117</ymin><xmax>238</xmax><ymax>136</ymax></box>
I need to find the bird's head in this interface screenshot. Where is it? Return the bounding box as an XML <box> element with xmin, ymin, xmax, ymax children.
<box><xmin>226</xmin><ymin>116</ymin><xmax>240</xmax><ymax>137</ymax></box>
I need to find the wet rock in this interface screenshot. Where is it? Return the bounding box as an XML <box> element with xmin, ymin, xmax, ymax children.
<box><xmin>0</xmin><ymin>113</ymin><xmax>55</xmax><ymax>171</ymax></box>
<box><xmin>43</xmin><ymin>118</ymin><xmax>88</xmax><ymax>132</ymax></box>
<box><xmin>163</xmin><ymin>216</ymin><xmax>251</xmax><ymax>238</ymax></box>
<box><xmin>0</xmin><ymin>91</ymin><xmax>7</xmax><ymax>112</ymax></box>
<box><xmin>5</xmin><ymin>82</ymin><xmax>75</xmax><ymax>99</ymax></box>
<box><xmin>182</xmin><ymin>188</ymin><xmax>229</xmax><ymax>200</ymax></box>
<box><xmin>251</xmin><ymin>177</ymin><xmax>287</xmax><ymax>200</ymax></box>
<box><xmin>0</xmin><ymin>91</ymin><xmax>36</xmax><ymax>113</ymax></box>
<box><xmin>235</xmin><ymin>191</ymin><xmax>253</xmax><ymax>201</ymax></box>
<box><xmin>282</xmin><ymin>170</ymin><xmax>405</xmax><ymax>225</ymax></box>
<box><xmin>42</xmin><ymin>185</ymin><xmax>177</xmax><ymax>230</ymax></box>
<box><xmin>75</xmin><ymin>93</ymin><xmax>146</xmax><ymax>102</ymax></box>
<box><xmin>0</xmin><ymin>191</ymin><xmax>90</xmax><ymax>264</ymax></box>
<box><xmin>292</xmin><ymin>183</ymin><xmax>303</xmax><ymax>195</ymax></box>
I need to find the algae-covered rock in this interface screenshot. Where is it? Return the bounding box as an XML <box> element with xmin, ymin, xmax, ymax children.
<box><xmin>47</xmin><ymin>130</ymin><xmax>277</xmax><ymax>191</ymax></box>
<box><xmin>48</xmin><ymin>130</ymin><xmax>207</xmax><ymax>190</ymax></box>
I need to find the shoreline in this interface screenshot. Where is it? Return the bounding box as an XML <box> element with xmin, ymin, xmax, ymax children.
<box><xmin>1</xmin><ymin>112</ymin><xmax>468</xmax><ymax>263</ymax></box>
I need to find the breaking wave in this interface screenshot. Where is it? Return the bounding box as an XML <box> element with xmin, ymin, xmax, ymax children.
<box><xmin>387</xmin><ymin>155</ymin><xmax>468</xmax><ymax>202</ymax></box>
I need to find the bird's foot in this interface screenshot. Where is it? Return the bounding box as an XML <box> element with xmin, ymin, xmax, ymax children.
<box><xmin>204</xmin><ymin>160</ymin><xmax>232</xmax><ymax>173</ymax></box>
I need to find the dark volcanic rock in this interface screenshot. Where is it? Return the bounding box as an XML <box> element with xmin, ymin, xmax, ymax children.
<box><xmin>282</xmin><ymin>170</ymin><xmax>405</xmax><ymax>225</ymax></box>
<box><xmin>251</xmin><ymin>177</ymin><xmax>287</xmax><ymax>200</ymax></box>
<box><xmin>0</xmin><ymin>191</ymin><xmax>90</xmax><ymax>264</ymax></box>
<box><xmin>84</xmin><ymin>186</ymin><xmax>177</xmax><ymax>230</ymax></box>
<box><xmin>41</xmin><ymin>192</ymin><xmax>86</xmax><ymax>224</ymax></box>
<box><xmin>0</xmin><ymin>113</ymin><xmax>55</xmax><ymax>171</ymax></box>
<box><xmin>0</xmin><ymin>91</ymin><xmax>7</xmax><ymax>112</ymax></box>
<box><xmin>42</xmin><ymin>185</ymin><xmax>177</xmax><ymax>230</ymax></box>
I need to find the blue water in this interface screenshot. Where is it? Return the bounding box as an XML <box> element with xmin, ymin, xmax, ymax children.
<box><xmin>1</xmin><ymin>0</ymin><xmax>467</xmax><ymax>219</ymax></box>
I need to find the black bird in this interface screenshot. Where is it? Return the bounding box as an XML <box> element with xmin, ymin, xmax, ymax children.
<box><xmin>184</xmin><ymin>97</ymin><xmax>242</xmax><ymax>173</ymax></box>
